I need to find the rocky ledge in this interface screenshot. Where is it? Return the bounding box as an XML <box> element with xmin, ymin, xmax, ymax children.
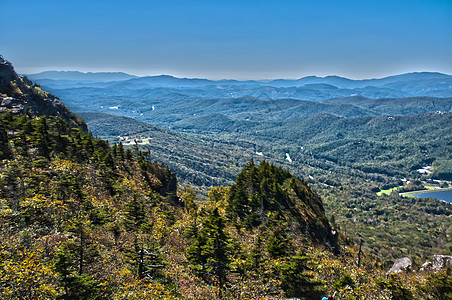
<box><xmin>0</xmin><ymin>55</ymin><xmax>87</xmax><ymax>130</ymax></box>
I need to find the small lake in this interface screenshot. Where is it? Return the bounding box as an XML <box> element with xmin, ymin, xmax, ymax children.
<box><xmin>412</xmin><ymin>189</ymin><xmax>452</xmax><ymax>203</ymax></box>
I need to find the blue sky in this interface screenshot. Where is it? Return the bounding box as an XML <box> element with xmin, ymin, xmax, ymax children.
<box><xmin>1</xmin><ymin>0</ymin><xmax>451</xmax><ymax>79</ymax></box>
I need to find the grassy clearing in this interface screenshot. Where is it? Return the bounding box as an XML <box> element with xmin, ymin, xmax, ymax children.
<box><xmin>377</xmin><ymin>186</ymin><xmax>403</xmax><ymax>196</ymax></box>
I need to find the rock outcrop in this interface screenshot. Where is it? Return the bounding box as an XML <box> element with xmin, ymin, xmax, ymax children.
<box><xmin>0</xmin><ymin>57</ymin><xmax>19</xmax><ymax>91</ymax></box>
<box><xmin>420</xmin><ymin>255</ymin><xmax>452</xmax><ymax>271</ymax></box>
<box><xmin>387</xmin><ymin>257</ymin><xmax>412</xmax><ymax>274</ymax></box>
<box><xmin>0</xmin><ymin>55</ymin><xmax>87</xmax><ymax>131</ymax></box>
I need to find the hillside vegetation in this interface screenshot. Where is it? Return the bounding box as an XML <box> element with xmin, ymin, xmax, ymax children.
<box><xmin>2</xmin><ymin>112</ymin><xmax>451</xmax><ymax>299</ymax></box>
<box><xmin>1</xmin><ymin>56</ymin><xmax>451</xmax><ymax>299</ymax></box>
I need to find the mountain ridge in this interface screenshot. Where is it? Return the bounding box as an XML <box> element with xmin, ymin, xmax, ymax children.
<box><xmin>0</xmin><ymin>56</ymin><xmax>87</xmax><ymax>130</ymax></box>
<box><xmin>27</xmin><ymin>70</ymin><xmax>137</xmax><ymax>82</ymax></box>
<box><xmin>27</xmin><ymin>70</ymin><xmax>451</xmax><ymax>85</ymax></box>
<box><xmin>33</xmin><ymin>71</ymin><xmax>452</xmax><ymax>99</ymax></box>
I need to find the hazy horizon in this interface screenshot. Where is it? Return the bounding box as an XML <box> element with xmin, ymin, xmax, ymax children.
<box><xmin>20</xmin><ymin>68</ymin><xmax>452</xmax><ymax>82</ymax></box>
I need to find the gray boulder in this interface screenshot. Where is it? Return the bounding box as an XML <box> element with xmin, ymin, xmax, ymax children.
<box><xmin>387</xmin><ymin>257</ymin><xmax>412</xmax><ymax>274</ymax></box>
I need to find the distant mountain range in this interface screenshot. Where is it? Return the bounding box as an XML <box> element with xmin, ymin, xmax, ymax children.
<box><xmin>27</xmin><ymin>71</ymin><xmax>452</xmax><ymax>99</ymax></box>
<box><xmin>27</xmin><ymin>70</ymin><xmax>451</xmax><ymax>87</ymax></box>
<box><xmin>27</xmin><ymin>70</ymin><xmax>137</xmax><ymax>82</ymax></box>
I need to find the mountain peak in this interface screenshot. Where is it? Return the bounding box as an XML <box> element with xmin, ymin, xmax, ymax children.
<box><xmin>0</xmin><ymin>56</ymin><xmax>86</xmax><ymax>130</ymax></box>
<box><xmin>0</xmin><ymin>55</ymin><xmax>20</xmax><ymax>92</ymax></box>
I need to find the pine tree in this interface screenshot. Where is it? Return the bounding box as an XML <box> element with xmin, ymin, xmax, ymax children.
<box><xmin>266</xmin><ymin>224</ymin><xmax>290</xmax><ymax>257</ymax></box>
<box><xmin>125</xmin><ymin>148</ymin><xmax>133</xmax><ymax>161</ymax></box>
<box><xmin>0</xmin><ymin>123</ymin><xmax>11</xmax><ymax>159</ymax></box>
<box><xmin>186</xmin><ymin>208</ymin><xmax>231</xmax><ymax>298</ymax></box>
<box><xmin>102</xmin><ymin>151</ymin><xmax>115</xmax><ymax>168</ymax></box>
<box><xmin>248</xmin><ymin>234</ymin><xmax>264</xmax><ymax>271</ymax></box>
<box><xmin>279</xmin><ymin>252</ymin><xmax>325</xmax><ymax>299</ymax></box>
<box><xmin>124</xmin><ymin>195</ymin><xmax>147</xmax><ymax>232</ymax></box>
<box><xmin>112</xmin><ymin>143</ymin><xmax>118</xmax><ymax>159</ymax></box>
<box><xmin>34</xmin><ymin>117</ymin><xmax>50</xmax><ymax>158</ymax></box>
<box><xmin>118</xmin><ymin>141</ymin><xmax>125</xmax><ymax>160</ymax></box>
<box><xmin>55</xmin><ymin>219</ymin><xmax>99</xmax><ymax>300</ymax></box>
<box><xmin>13</xmin><ymin>116</ymin><xmax>32</xmax><ymax>156</ymax></box>
<box><xmin>227</xmin><ymin>159</ymin><xmax>257</xmax><ymax>223</ymax></box>
<box><xmin>127</xmin><ymin>237</ymin><xmax>166</xmax><ymax>280</ymax></box>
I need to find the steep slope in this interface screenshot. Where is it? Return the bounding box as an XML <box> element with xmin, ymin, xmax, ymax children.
<box><xmin>0</xmin><ymin>61</ymin><xmax>181</xmax><ymax>298</ymax></box>
<box><xmin>0</xmin><ymin>112</ymin><xmax>180</xmax><ymax>299</ymax></box>
<box><xmin>0</xmin><ymin>55</ymin><xmax>86</xmax><ymax>130</ymax></box>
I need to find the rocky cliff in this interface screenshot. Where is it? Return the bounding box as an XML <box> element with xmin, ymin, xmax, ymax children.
<box><xmin>0</xmin><ymin>55</ymin><xmax>86</xmax><ymax>130</ymax></box>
